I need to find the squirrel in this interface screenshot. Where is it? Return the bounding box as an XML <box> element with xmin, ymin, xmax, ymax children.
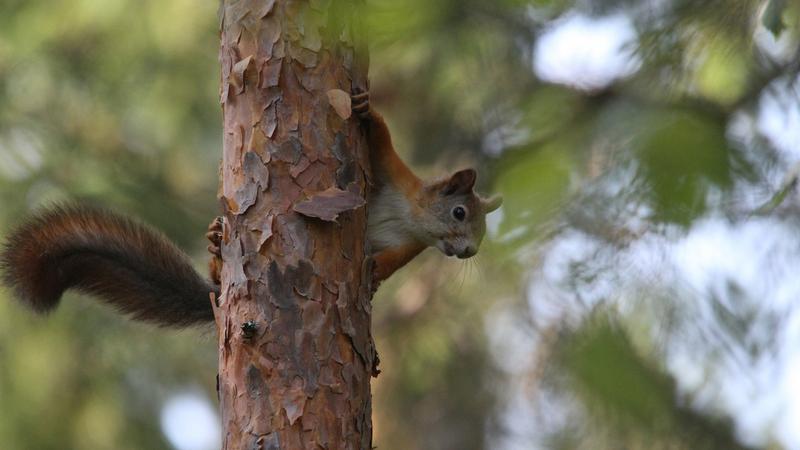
<box><xmin>0</xmin><ymin>90</ymin><xmax>502</xmax><ymax>327</ymax></box>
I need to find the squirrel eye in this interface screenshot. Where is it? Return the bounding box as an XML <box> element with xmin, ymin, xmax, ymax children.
<box><xmin>452</xmin><ymin>206</ymin><xmax>467</xmax><ymax>221</ymax></box>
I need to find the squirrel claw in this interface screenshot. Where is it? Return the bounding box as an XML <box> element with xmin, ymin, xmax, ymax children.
<box><xmin>351</xmin><ymin>91</ymin><xmax>371</xmax><ymax>119</ymax></box>
<box><xmin>209</xmin><ymin>216</ymin><xmax>223</xmax><ymax>232</ymax></box>
<box><xmin>206</xmin><ymin>216</ymin><xmax>224</xmax><ymax>285</ymax></box>
<box><xmin>206</xmin><ymin>217</ymin><xmax>223</xmax><ymax>257</ymax></box>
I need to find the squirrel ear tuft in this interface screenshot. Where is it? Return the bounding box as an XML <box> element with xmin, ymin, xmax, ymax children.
<box><xmin>483</xmin><ymin>194</ymin><xmax>503</xmax><ymax>213</ymax></box>
<box><xmin>442</xmin><ymin>168</ymin><xmax>477</xmax><ymax>196</ymax></box>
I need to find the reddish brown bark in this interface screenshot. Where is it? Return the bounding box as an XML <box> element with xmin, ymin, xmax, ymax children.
<box><xmin>215</xmin><ymin>1</ymin><xmax>374</xmax><ymax>448</ymax></box>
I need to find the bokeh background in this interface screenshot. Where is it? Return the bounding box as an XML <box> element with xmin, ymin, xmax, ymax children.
<box><xmin>1</xmin><ymin>0</ymin><xmax>800</xmax><ymax>449</ymax></box>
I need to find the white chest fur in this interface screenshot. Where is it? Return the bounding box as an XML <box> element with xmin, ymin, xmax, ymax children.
<box><xmin>367</xmin><ymin>187</ymin><xmax>417</xmax><ymax>252</ymax></box>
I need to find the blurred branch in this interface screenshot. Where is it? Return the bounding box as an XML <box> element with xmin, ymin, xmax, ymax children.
<box><xmin>607</xmin><ymin>42</ymin><xmax>800</xmax><ymax>120</ymax></box>
<box><xmin>752</xmin><ymin>161</ymin><xmax>800</xmax><ymax>216</ymax></box>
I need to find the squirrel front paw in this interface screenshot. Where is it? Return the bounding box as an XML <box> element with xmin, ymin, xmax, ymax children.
<box><xmin>206</xmin><ymin>216</ymin><xmax>223</xmax><ymax>257</ymax></box>
<box><xmin>206</xmin><ymin>216</ymin><xmax>223</xmax><ymax>285</ymax></box>
<box><xmin>351</xmin><ymin>89</ymin><xmax>371</xmax><ymax>120</ymax></box>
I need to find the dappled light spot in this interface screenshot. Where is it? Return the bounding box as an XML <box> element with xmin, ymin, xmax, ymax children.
<box><xmin>533</xmin><ymin>13</ymin><xmax>640</xmax><ymax>90</ymax></box>
<box><xmin>160</xmin><ymin>392</ymin><xmax>220</xmax><ymax>450</ymax></box>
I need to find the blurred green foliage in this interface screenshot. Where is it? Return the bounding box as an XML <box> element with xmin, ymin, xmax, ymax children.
<box><xmin>1</xmin><ymin>0</ymin><xmax>799</xmax><ymax>449</ymax></box>
<box><xmin>558</xmin><ymin>320</ymin><xmax>749</xmax><ymax>449</ymax></box>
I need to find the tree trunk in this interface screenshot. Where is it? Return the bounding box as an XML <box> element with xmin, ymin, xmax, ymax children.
<box><xmin>215</xmin><ymin>1</ymin><xmax>374</xmax><ymax>448</ymax></box>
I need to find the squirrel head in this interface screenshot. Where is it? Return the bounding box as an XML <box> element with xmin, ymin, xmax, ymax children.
<box><xmin>417</xmin><ymin>168</ymin><xmax>502</xmax><ymax>259</ymax></box>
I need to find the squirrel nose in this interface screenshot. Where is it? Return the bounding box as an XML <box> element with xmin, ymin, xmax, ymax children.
<box><xmin>457</xmin><ymin>246</ymin><xmax>477</xmax><ymax>259</ymax></box>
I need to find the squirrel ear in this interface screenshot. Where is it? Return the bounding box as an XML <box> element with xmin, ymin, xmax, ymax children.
<box><xmin>442</xmin><ymin>168</ymin><xmax>477</xmax><ymax>196</ymax></box>
<box><xmin>483</xmin><ymin>194</ymin><xmax>503</xmax><ymax>213</ymax></box>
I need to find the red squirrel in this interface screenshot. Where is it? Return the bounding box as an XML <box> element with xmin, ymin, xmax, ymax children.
<box><xmin>0</xmin><ymin>90</ymin><xmax>502</xmax><ymax>327</ymax></box>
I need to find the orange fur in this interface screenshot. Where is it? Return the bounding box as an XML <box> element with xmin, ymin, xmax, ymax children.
<box><xmin>372</xmin><ymin>242</ymin><xmax>427</xmax><ymax>284</ymax></box>
<box><xmin>353</xmin><ymin>90</ymin><xmax>500</xmax><ymax>284</ymax></box>
<box><xmin>362</xmin><ymin>110</ymin><xmax>423</xmax><ymax>198</ymax></box>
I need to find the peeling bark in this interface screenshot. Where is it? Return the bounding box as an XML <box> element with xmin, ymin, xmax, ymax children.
<box><xmin>216</xmin><ymin>1</ymin><xmax>373</xmax><ymax>448</ymax></box>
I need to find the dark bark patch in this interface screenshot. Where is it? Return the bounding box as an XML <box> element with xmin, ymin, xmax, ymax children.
<box><xmin>293</xmin><ymin>187</ymin><xmax>365</xmax><ymax>222</ymax></box>
<box><xmin>251</xmin><ymin>281</ymin><xmax>275</xmax><ymax>324</ymax></box>
<box><xmin>339</xmin><ymin>211</ymin><xmax>354</xmax><ymax>261</ymax></box>
<box><xmin>274</xmin><ymin>136</ymin><xmax>303</xmax><ymax>164</ymax></box>
<box><xmin>267</xmin><ymin>261</ymin><xmax>294</xmax><ymax>309</ymax></box>
<box><xmin>297</xmin><ymin>331</ymin><xmax>319</xmax><ymax>395</ymax></box>
<box><xmin>267</xmin><ymin>258</ymin><xmax>314</xmax><ymax>309</ymax></box>
<box><xmin>331</xmin><ymin>132</ymin><xmax>356</xmax><ymax>188</ymax></box>
<box><xmin>303</xmin><ymin>277</ymin><xmax>323</xmax><ymax>301</ymax></box>
<box><xmin>286</xmin><ymin>258</ymin><xmax>314</xmax><ymax>297</ymax></box>
<box><xmin>247</xmin><ymin>364</ymin><xmax>266</xmax><ymax>400</ymax></box>
<box><xmin>336</xmin><ymin>162</ymin><xmax>356</xmax><ymax>191</ymax></box>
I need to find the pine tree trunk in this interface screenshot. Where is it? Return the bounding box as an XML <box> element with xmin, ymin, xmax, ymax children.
<box><xmin>215</xmin><ymin>1</ymin><xmax>374</xmax><ymax>448</ymax></box>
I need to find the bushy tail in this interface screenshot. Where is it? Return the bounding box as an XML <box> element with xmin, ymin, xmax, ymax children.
<box><xmin>0</xmin><ymin>204</ymin><xmax>217</xmax><ymax>327</ymax></box>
